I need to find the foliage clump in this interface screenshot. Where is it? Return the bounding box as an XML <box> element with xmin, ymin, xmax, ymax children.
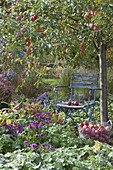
<box><xmin>0</xmin><ymin>74</ymin><xmax>13</xmax><ymax>108</ymax></box>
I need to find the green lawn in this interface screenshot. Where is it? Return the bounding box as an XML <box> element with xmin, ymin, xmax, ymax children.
<box><xmin>42</xmin><ymin>78</ymin><xmax>60</xmax><ymax>86</ymax></box>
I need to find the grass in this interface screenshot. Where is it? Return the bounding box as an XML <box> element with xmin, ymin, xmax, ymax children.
<box><xmin>42</xmin><ymin>78</ymin><xmax>60</xmax><ymax>86</ymax></box>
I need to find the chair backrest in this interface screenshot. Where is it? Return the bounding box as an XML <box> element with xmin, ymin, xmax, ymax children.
<box><xmin>71</xmin><ymin>73</ymin><xmax>98</xmax><ymax>89</ymax></box>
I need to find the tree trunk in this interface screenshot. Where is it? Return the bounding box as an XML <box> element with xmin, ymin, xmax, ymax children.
<box><xmin>98</xmin><ymin>44</ymin><xmax>108</xmax><ymax>124</ymax></box>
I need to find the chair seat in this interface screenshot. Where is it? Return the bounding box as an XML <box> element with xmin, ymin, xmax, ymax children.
<box><xmin>55</xmin><ymin>102</ymin><xmax>94</xmax><ymax>109</ymax></box>
<box><xmin>55</xmin><ymin>102</ymin><xmax>93</xmax><ymax>109</ymax></box>
<box><xmin>56</xmin><ymin>103</ymin><xmax>85</xmax><ymax>109</ymax></box>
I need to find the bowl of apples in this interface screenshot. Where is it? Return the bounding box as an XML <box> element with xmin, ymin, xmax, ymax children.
<box><xmin>78</xmin><ymin>121</ymin><xmax>112</xmax><ymax>143</ymax></box>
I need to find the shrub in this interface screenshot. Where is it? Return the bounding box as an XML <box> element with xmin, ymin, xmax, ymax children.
<box><xmin>0</xmin><ymin>74</ymin><xmax>13</xmax><ymax>108</ymax></box>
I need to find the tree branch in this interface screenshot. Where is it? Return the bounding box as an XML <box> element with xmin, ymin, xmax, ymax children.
<box><xmin>93</xmin><ymin>40</ymin><xmax>99</xmax><ymax>52</ymax></box>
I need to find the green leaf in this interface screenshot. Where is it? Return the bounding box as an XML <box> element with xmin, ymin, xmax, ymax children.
<box><xmin>108</xmin><ymin>151</ymin><xmax>113</xmax><ymax>158</ymax></box>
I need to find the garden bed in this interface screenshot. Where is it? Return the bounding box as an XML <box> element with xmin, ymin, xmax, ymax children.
<box><xmin>0</xmin><ymin>97</ymin><xmax>113</xmax><ymax>169</ymax></box>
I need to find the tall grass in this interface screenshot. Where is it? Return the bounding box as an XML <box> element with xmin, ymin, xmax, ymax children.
<box><xmin>58</xmin><ymin>65</ymin><xmax>74</xmax><ymax>97</ymax></box>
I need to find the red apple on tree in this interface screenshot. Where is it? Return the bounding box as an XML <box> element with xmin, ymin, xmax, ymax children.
<box><xmin>85</xmin><ymin>12</ymin><xmax>92</xmax><ymax>19</ymax></box>
<box><xmin>68</xmin><ymin>30</ymin><xmax>72</xmax><ymax>34</ymax></box>
<box><xmin>33</xmin><ymin>14</ymin><xmax>38</xmax><ymax>19</ymax></box>
<box><xmin>30</xmin><ymin>14</ymin><xmax>37</xmax><ymax>21</ymax></box>
<box><xmin>44</xmin><ymin>70</ymin><xmax>48</xmax><ymax>73</ymax></box>
<box><xmin>80</xmin><ymin>42</ymin><xmax>85</xmax><ymax>47</ymax></box>
<box><xmin>25</xmin><ymin>38</ymin><xmax>31</xmax><ymax>46</ymax></box>
<box><xmin>35</xmin><ymin>27</ymin><xmax>43</xmax><ymax>32</ymax></box>
<box><xmin>15</xmin><ymin>32</ymin><xmax>20</xmax><ymax>38</ymax></box>
<box><xmin>25</xmin><ymin>38</ymin><xmax>30</xmax><ymax>42</ymax></box>
<box><xmin>93</xmin><ymin>10</ymin><xmax>97</xmax><ymax>16</ymax></box>
<box><xmin>26</xmin><ymin>41</ymin><xmax>31</xmax><ymax>46</ymax></box>
<box><xmin>89</xmin><ymin>23</ymin><xmax>94</xmax><ymax>29</ymax></box>
<box><xmin>30</xmin><ymin>16</ymin><xmax>35</xmax><ymax>21</ymax></box>
<box><xmin>80</xmin><ymin>49</ymin><xmax>85</xmax><ymax>55</ymax></box>
<box><xmin>20</xmin><ymin>27</ymin><xmax>27</xmax><ymax>33</ymax></box>
<box><xmin>16</xmin><ymin>16</ymin><xmax>21</xmax><ymax>21</ymax></box>
<box><xmin>26</xmin><ymin>48</ymin><xmax>31</xmax><ymax>55</ymax></box>
<box><xmin>30</xmin><ymin>61</ymin><xmax>34</xmax><ymax>66</ymax></box>
<box><xmin>37</xmin><ymin>62</ymin><xmax>42</xmax><ymax>66</ymax></box>
<box><xmin>45</xmin><ymin>52</ymin><xmax>50</xmax><ymax>55</ymax></box>
<box><xmin>94</xmin><ymin>26</ymin><xmax>99</xmax><ymax>30</ymax></box>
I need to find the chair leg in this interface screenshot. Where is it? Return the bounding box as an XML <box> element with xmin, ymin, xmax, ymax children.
<box><xmin>64</xmin><ymin>109</ymin><xmax>77</xmax><ymax>126</ymax></box>
<box><xmin>59</xmin><ymin>108</ymin><xmax>76</xmax><ymax>125</ymax></box>
<box><xmin>66</xmin><ymin>109</ymin><xmax>75</xmax><ymax>122</ymax></box>
<box><xmin>62</xmin><ymin>114</ymin><xmax>68</xmax><ymax>125</ymax></box>
<box><xmin>57</xmin><ymin>107</ymin><xmax>67</xmax><ymax>125</ymax></box>
<box><xmin>82</xmin><ymin>106</ymin><xmax>96</xmax><ymax>124</ymax></box>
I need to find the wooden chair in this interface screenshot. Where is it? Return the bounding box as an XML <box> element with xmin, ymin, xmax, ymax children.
<box><xmin>53</xmin><ymin>73</ymin><xmax>101</xmax><ymax>124</ymax></box>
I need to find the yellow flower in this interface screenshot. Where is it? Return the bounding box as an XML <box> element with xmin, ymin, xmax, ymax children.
<box><xmin>91</xmin><ymin>140</ymin><xmax>102</xmax><ymax>152</ymax></box>
<box><xmin>6</xmin><ymin>119</ymin><xmax>12</xmax><ymax>125</ymax></box>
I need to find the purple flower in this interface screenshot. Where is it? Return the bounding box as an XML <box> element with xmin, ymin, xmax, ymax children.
<box><xmin>35</xmin><ymin>117</ymin><xmax>41</xmax><ymax>121</ymax></box>
<box><xmin>31</xmin><ymin>97</ymin><xmax>36</xmax><ymax>101</ymax></box>
<box><xmin>40</xmin><ymin>133</ymin><xmax>44</xmax><ymax>138</ymax></box>
<box><xmin>28</xmin><ymin>123</ymin><xmax>34</xmax><ymax>129</ymax></box>
<box><xmin>43</xmin><ymin>100</ymin><xmax>48</xmax><ymax>106</ymax></box>
<box><xmin>32</xmin><ymin>113</ymin><xmax>39</xmax><ymax>117</ymax></box>
<box><xmin>44</xmin><ymin>120</ymin><xmax>52</xmax><ymax>124</ymax></box>
<box><xmin>39</xmin><ymin>115</ymin><xmax>45</xmax><ymax>119</ymax></box>
<box><xmin>20</xmin><ymin>51</ymin><xmax>25</xmax><ymax>59</ymax></box>
<box><xmin>35</xmin><ymin>134</ymin><xmax>39</xmax><ymax>138</ymax></box>
<box><xmin>49</xmin><ymin>145</ymin><xmax>54</xmax><ymax>151</ymax></box>
<box><xmin>28</xmin><ymin>122</ymin><xmax>39</xmax><ymax>130</ymax></box>
<box><xmin>23</xmin><ymin>141</ymin><xmax>30</xmax><ymax>147</ymax></box>
<box><xmin>44</xmin><ymin>120</ymin><xmax>49</xmax><ymax>124</ymax></box>
<box><xmin>30</xmin><ymin>143</ymin><xmax>38</xmax><ymax>149</ymax></box>
<box><xmin>38</xmin><ymin>122</ymin><xmax>43</xmax><ymax>129</ymax></box>
<box><xmin>45</xmin><ymin>112</ymin><xmax>51</xmax><ymax>115</ymax></box>
<box><xmin>32</xmin><ymin>112</ymin><xmax>42</xmax><ymax>117</ymax></box>
<box><xmin>24</xmin><ymin>141</ymin><xmax>28</xmax><ymax>145</ymax></box>
<box><xmin>37</xmin><ymin>92</ymin><xmax>47</xmax><ymax>101</ymax></box>
<box><xmin>37</xmin><ymin>150</ymin><xmax>41</xmax><ymax>154</ymax></box>
<box><xmin>41</xmin><ymin>143</ymin><xmax>46</xmax><ymax>148</ymax></box>
<box><xmin>2</xmin><ymin>123</ymin><xmax>24</xmax><ymax>137</ymax></box>
<box><xmin>12</xmin><ymin>52</ymin><xmax>16</xmax><ymax>58</ymax></box>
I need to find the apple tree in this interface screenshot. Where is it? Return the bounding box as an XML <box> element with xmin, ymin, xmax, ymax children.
<box><xmin>39</xmin><ymin>0</ymin><xmax>113</xmax><ymax>124</ymax></box>
<box><xmin>1</xmin><ymin>0</ymin><xmax>113</xmax><ymax>123</ymax></box>
<box><xmin>0</xmin><ymin>0</ymin><xmax>59</xmax><ymax>92</ymax></box>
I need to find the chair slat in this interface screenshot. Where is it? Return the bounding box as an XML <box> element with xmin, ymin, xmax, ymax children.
<box><xmin>71</xmin><ymin>73</ymin><xmax>98</xmax><ymax>89</ymax></box>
